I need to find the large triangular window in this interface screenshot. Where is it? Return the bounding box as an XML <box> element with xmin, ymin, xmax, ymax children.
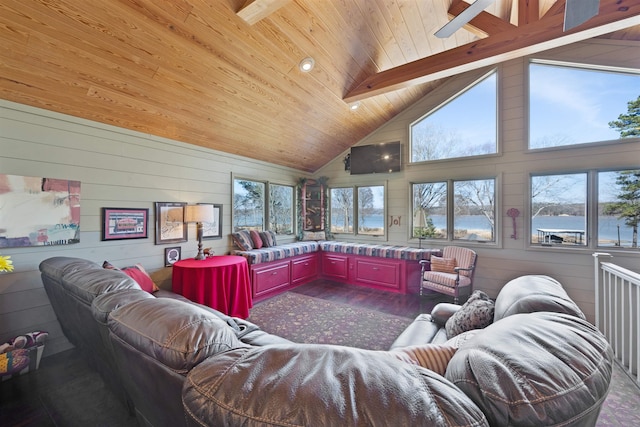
<box><xmin>410</xmin><ymin>70</ymin><xmax>497</xmax><ymax>163</ymax></box>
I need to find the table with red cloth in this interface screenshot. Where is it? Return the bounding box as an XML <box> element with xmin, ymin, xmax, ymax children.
<box><xmin>171</xmin><ymin>255</ymin><xmax>253</xmax><ymax>319</ymax></box>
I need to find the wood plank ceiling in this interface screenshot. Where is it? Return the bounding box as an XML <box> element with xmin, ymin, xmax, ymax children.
<box><xmin>1</xmin><ymin>0</ymin><xmax>639</xmax><ymax>172</ymax></box>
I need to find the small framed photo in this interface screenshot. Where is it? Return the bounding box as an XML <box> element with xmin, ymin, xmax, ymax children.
<box><xmin>155</xmin><ymin>202</ymin><xmax>187</xmax><ymax>244</ymax></box>
<box><xmin>200</xmin><ymin>203</ymin><xmax>223</xmax><ymax>240</ymax></box>
<box><xmin>101</xmin><ymin>208</ymin><xmax>149</xmax><ymax>241</ymax></box>
<box><xmin>164</xmin><ymin>246</ymin><xmax>181</xmax><ymax>266</ymax></box>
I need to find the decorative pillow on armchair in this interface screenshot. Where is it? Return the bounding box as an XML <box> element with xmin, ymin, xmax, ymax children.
<box><xmin>430</xmin><ymin>256</ymin><xmax>457</xmax><ymax>273</ymax></box>
<box><xmin>445</xmin><ymin>290</ymin><xmax>495</xmax><ymax>338</ymax></box>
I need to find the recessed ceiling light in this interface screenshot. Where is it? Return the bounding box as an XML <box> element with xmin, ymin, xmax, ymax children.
<box><xmin>350</xmin><ymin>101</ymin><xmax>361</xmax><ymax>111</ymax></box>
<box><xmin>299</xmin><ymin>57</ymin><xmax>315</xmax><ymax>72</ymax></box>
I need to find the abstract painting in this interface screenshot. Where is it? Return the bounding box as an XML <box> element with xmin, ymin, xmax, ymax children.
<box><xmin>0</xmin><ymin>174</ymin><xmax>81</xmax><ymax>247</ymax></box>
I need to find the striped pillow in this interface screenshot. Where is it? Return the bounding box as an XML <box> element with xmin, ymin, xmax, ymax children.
<box><xmin>259</xmin><ymin>230</ymin><xmax>277</xmax><ymax>247</ymax></box>
<box><xmin>390</xmin><ymin>343</ymin><xmax>457</xmax><ymax>375</ymax></box>
<box><xmin>232</xmin><ymin>230</ymin><xmax>254</xmax><ymax>251</ymax></box>
<box><xmin>430</xmin><ymin>256</ymin><xmax>457</xmax><ymax>273</ymax></box>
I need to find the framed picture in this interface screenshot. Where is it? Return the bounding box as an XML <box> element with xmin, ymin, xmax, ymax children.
<box><xmin>200</xmin><ymin>203</ymin><xmax>223</xmax><ymax>240</ymax></box>
<box><xmin>101</xmin><ymin>208</ymin><xmax>149</xmax><ymax>241</ymax></box>
<box><xmin>164</xmin><ymin>246</ymin><xmax>181</xmax><ymax>266</ymax></box>
<box><xmin>155</xmin><ymin>202</ymin><xmax>187</xmax><ymax>244</ymax></box>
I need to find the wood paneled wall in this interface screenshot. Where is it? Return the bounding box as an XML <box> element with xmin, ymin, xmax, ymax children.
<box><xmin>318</xmin><ymin>38</ymin><xmax>640</xmax><ymax>323</ymax></box>
<box><xmin>0</xmin><ymin>100</ymin><xmax>305</xmax><ymax>356</ymax></box>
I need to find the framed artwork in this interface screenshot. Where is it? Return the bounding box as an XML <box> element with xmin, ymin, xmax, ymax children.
<box><xmin>200</xmin><ymin>203</ymin><xmax>223</xmax><ymax>240</ymax></box>
<box><xmin>164</xmin><ymin>246</ymin><xmax>181</xmax><ymax>266</ymax></box>
<box><xmin>0</xmin><ymin>174</ymin><xmax>81</xmax><ymax>247</ymax></box>
<box><xmin>155</xmin><ymin>202</ymin><xmax>187</xmax><ymax>244</ymax></box>
<box><xmin>101</xmin><ymin>208</ymin><xmax>149</xmax><ymax>241</ymax></box>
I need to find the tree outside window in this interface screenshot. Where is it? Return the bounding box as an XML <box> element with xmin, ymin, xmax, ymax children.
<box><xmin>358</xmin><ymin>186</ymin><xmax>384</xmax><ymax>236</ymax></box>
<box><xmin>453</xmin><ymin>179</ymin><xmax>496</xmax><ymax>242</ymax></box>
<box><xmin>233</xmin><ymin>179</ymin><xmax>265</xmax><ymax>231</ymax></box>
<box><xmin>269</xmin><ymin>184</ymin><xmax>294</xmax><ymax>234</ymax></box>
<box><xmin>330</xmin><ymin>187</ymin><xmax>353</xmax><ymax>234</ymax></box>
<box><xmin>412</xmin><ymin>182</ymin><xmax>447</xmax><ymax>238</ymax></box>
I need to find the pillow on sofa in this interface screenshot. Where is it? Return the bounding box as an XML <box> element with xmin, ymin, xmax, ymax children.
<box><xmin>102</xmin><ymin>261</ymin><xmax>159</xmax><ymax>293</ymax></box>
<box><xmin>390</xmin><ymin>343</ymin><xmax>457</xmax><ymax>375</ymax></box>
<box><xmin>445</xmin><ymin>290</ymin><xmax>494</xmax><ymax>338</ymax></box>
<box><xmin>430</xmin><ymin>256</ymin><xmax>456</xmax><ymax>273</ymax></box>
<box><xmin>231</xmin><ymin>230</ymin><xmax>254</xmax><ymax>251</ymax></box>
<box><xmin>259</xmin><ymin>230</ymin><xmax>277</xmax><ymax>247</ymax></box>
<box><xmin>250</xmin><ymin>230</ymin><xmax>263</xmax><ymax>249</ymax></box>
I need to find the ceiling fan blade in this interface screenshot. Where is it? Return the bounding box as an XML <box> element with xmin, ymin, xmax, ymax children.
<box><xmin>435</xmin><ymin>0</ymin><xmax>497</xmax><ymax>38</ymax></box>
<box><xmin>564</xmin><ymin>0</ymin><xmax>600</xmax><ymax>31</ymax></box>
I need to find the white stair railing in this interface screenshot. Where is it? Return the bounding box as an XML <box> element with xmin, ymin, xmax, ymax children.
<box><xmin>593</xmin><ymin>252</ymin><xmax>640</xmax><ymax>385</ymax></box>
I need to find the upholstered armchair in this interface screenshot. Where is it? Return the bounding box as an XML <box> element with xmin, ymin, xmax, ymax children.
<box><xmin>419</xmin><ymin>247</ymin><xmax>477</xmax><ymax>304</ymax></box>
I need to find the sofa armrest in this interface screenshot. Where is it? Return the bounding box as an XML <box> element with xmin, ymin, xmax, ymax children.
<box><xmin>430</xmin><ymin>303</ymin><xmax>462</xmax><ymax>326</ymax></box>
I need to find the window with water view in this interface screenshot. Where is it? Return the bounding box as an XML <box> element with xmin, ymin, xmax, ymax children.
<box><xmin>330</xmin><ymin>185</ymin><xmax>385</xmax><ymax>236</ymax></box>
<box><xmin>233</xmin><ymin>178</ymin><xmax>294</xmax><ymax>234</ymax></box>
<box><xmin>412</xmin><ymin>178</ymin><xmax>496</xmax><ymax>242</ymax></box>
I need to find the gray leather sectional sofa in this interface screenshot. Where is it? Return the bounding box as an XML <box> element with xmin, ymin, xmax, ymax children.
<box><xmin>40</xmin><ymin>257</ymin><xmax>612</xmax><ymax>426</ymax></box>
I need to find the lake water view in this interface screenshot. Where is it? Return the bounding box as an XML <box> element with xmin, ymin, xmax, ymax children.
<box><xmin>334</xmin><ymin>214</ymin><xmax>635</xmax><ymax>244</ymax></box>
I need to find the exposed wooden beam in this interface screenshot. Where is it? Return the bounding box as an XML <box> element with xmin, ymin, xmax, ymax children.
<box><xmin>344</xmin><ymin>0</ymin><xmax>640</xmax><ymax>103</ymax></box>
<box><xmin>237</xmin><ymin>0</ymin><xmax>291</xmax><ymax>25</ymax></box>
<box><xmin>519</xmin><ymin>0</ymin><xmax>540</xmax><ymax>25</ymax></box>
<box><xmin>449</xmin><ymin>0</ymin><xmax>517</xmax><ymax>37</ymax></box>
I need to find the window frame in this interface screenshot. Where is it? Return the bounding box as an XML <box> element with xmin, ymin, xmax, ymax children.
<box><xmin>526</xmin><ymin>59</ymin><xmax>640</xmax><ymax>152</ymax></box>
<box><xmin>527</xmin><ymin>168</ymin><xmax>640</xmax><ymax>252</ymax></box>
<box><xmin>410</xmin><ymin>176</ymin><xmax>500</xmax><ymax>246</ymax></box>
<box><xmin>409</xmin><ymin>68</ymin><xmax>500</xmax><ymax>165</ymax></box>
<box><xmin>329</xmin><ymin>182</ymin><xmax>388</xmax><ymax>238</ymax></box>
<box><xmin>232</xmin><ymin>176</ymin><xmax>295</xmax><ymax>235</ymax></box>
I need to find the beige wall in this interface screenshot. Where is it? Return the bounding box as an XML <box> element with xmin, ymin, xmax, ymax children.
<box><xmin>317</xmin><ymin>38</ymin><xmax>640</xmax><ymax>321</ymax></box>
<box><xmin>0</xmin><ymin>100</ymin><xmax>306</xmax><ymax>355</ymax></box>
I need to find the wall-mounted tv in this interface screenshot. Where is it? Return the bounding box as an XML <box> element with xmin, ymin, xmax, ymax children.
<box><xmin>349</xmin><ymin>142</ymin><xmax>401</xmax><ymax>175</ymax></box>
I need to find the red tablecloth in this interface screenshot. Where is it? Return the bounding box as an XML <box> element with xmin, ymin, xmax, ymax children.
<box><xmin>172</xmin><ymin>255</ymin><xmax>253</xmax><ymax>319</ymax></box>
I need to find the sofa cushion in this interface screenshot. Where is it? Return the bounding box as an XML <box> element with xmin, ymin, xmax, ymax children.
<box><xmin>108</xmin><ymin>298</ymin><xmax>248</xmax><ymax>374</ymax></box>
<box><xmin>430</xmin><ymin>256</ymin><xmax>456</xmax><ymax>273</ymax></box>
<box><xmin>446</xmin><ymin>312</ymin><xmax>613</xmax><ymax>427</ymax></box>
<box><xmin>183</xmin><ymin>344</ymin><xmax>489</xmax><ymax>427</ymax></box>
<box><xmin>493</xmin><ymin>275</ymin><xmax>586</xmax><ymax>321</ymax></box>
<box><xmin>445</xmin><ymin>290</ymin><xmax>494</xmax><ymax>338</ymax></box>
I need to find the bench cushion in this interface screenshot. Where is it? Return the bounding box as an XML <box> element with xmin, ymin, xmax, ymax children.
<box><xmin>233</xmin><ymin>241</ymin><xmax>320</xmax><ymax>265</ymax></box>
<box><xmin>319</xmin><ymin>241</ymin><xmax>438</xmax><ymax>261</ymax></box>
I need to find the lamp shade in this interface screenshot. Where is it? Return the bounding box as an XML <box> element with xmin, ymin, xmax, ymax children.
<box><xmin>184</xmin><ymin>204</ymin><xmax>214</xmax><ymax>223</ymax></box>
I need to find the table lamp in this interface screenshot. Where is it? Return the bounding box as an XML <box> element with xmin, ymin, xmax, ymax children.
<box><xmin>184</xmin><ymin>204</ymin><xmax>214</xmax><ymax>260</ymax></box>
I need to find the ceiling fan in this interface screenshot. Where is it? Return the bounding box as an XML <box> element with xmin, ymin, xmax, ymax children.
<box><xmin>434</xmin><ymin>0</ymin><xmax>601</xmax><ymax>39</ymax></box>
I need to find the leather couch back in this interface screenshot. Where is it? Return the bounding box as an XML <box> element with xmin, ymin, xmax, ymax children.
<box><xmin>183</xmin><ymin>344</ymin><xmax>489</xmax><ymax>427</ymax></box>
<box><xmin>107</xmin><ymin>297</ymin><xmax>250</xmax><ymax>427</ymax></box>
<box><xmin>446</xmin><ymin>311</ymin><xmax>612</xmax><ymax>426</ymax></box>
<box><xmin>493</xmin><ymin>275</ymin><xmax>586</xmax><ymax>321</ymax></box>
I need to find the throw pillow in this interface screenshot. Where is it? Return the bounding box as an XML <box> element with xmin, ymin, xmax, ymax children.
<box><xmin>301</xmin><ymin>231</ymin><xmax>326</xmax><ymax>241</ymax></box>
<box><xmin>250</xmin><ymin>230</ymin><xmax>263</xmax><ymax>249</ymax></box>
<box><xmin>445</xmin><ymin>290</ymin><xmax>495</xmax><ymax>339</ymax></box>
<box><xmin>121</xmin><ymin>264</ymin><xmax>160</xmax><ymax>293</ymax></box>
<box><xmin>102</xmin><ymin>260</ymin><xmax>118</xmax><ymax>270</ymax></box>
<box><xmin>430</xmin><ymin>256</ymin><xmax>456</xmax><ymax>273</ymax></box>
<box><xmin>259</xmin><ymin>230</ymin><xmax>277</xmax><ymax>247</ymax></box>
<box><xmin>231</xmin><ymin>230</ymin><xmax>254</xmax><ymax>251</ymax></box>
<box><xmin>389</xmin><ymin>343</ymin><xmax>457</xmax><ymax>376</ymax></box>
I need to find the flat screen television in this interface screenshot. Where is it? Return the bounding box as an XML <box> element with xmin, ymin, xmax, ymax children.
<box><xmin>349</xmin><ymin>142</ymin><xmax>401</xmax><ymax>175</ymax></box>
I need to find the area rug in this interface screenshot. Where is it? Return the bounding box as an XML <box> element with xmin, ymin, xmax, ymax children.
<box><xmin>247</xmin><ymin>292</ymin><xmax>413</xmax><ymax>351</ymax></box>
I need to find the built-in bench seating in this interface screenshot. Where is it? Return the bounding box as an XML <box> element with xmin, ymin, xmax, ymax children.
<box><xmin>232</xmin><ymin>237</ymin><xmax>440</xmax><ymax>300</ymax></box>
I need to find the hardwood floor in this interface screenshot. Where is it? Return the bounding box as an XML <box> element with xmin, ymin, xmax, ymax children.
<box><xmin>0</xmin><ymin>280</ymin><xmax>443</xmax><ymax>426</ymax></box>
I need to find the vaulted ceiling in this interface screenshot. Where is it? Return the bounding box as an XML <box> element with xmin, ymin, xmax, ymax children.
<box><xmin>1</xmin><ymin>0</ymin><xmax>639</xmax><ymax>172</ymax></box>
